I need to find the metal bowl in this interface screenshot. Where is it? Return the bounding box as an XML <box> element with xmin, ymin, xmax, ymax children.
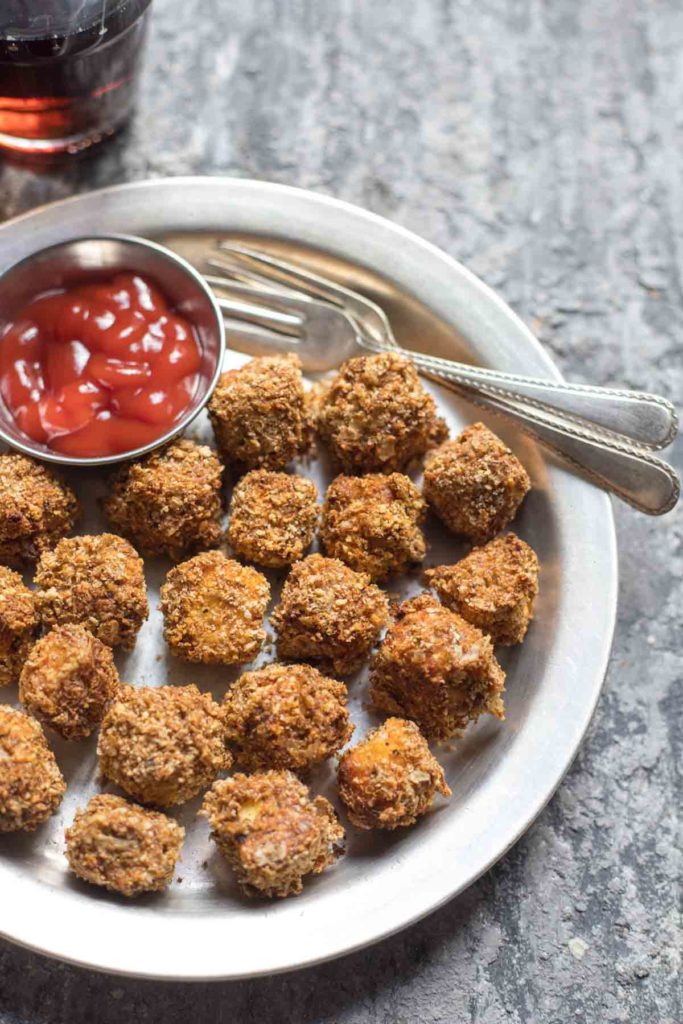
<box><xmin>0</xmin><ymin>234</ymin><xmax>225</xmax><ymax>466</ymax></box>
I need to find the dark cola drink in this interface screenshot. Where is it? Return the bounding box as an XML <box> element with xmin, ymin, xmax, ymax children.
<box><xmin>0</xmin><ymin>1</ymin><xmax>152</xmax><ymax>156</ymax></box>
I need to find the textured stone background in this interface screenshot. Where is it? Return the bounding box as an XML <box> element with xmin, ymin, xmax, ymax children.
<box><xmin>0</xmin><ymin>0</ymin><xmax>680</xmax><ymax>1021</ymax></box>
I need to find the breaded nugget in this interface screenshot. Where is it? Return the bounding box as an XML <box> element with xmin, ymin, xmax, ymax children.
<box><xmin>200</xmin><ymin>770</ymin><xmax>345</xmax><ymax>898</ymax></box>
<box><xmin>423</xmin><ymin>423</ymin><xmax>530</xmax><ymax>542</ymax></box>
<box><xmin>425</xmin><ymin>533</ymin><xmax>539</xmax><ymax>645</ymax></box>
<box><xmin>160</xmin><ymin>550</ymin><xmax>269</xmax><ymax>664</ymax></box>
<box><xmin>0</xmin><ymin>566</ymin><xmax>38</xmax><ymax>686</ymax></box>
<box><xmin>0</xmin><ymin>454</ymin><xmax>79</xmax><ymax>566</ymax></box>
<box><xmin>223</xmin><ymin>663</ymin><xmax>353</xmax><ymax>773</ymax></box>
<box><xmin>271</xmin><ymin>553</ymin><xmax>390</xmax><ymax>676</ymax></box>
<box><xmin>0</xmin><ymin>705</ymin><xmax>65</xmax><ymax>832</ymax></box>
<box><xmin>227</xmin><ymin>470</ymin><xmax>318</xmax><ymax>568</ymax></box>
<box><xmin>208</xmin><ymin>354</ymin><xmax>312</xmax><ymax>472</ymax></box>
<box><xmin>317</xmin><ymin>352</ymin><xmax>447</xmax><ymax>473</ymax></box>
<box><xmin>19</xmin><ymin>625</ymin><xmax>120</xmax><ymax>740</ymax></box>
<box><xmin>321</xmin><ymin>473</ymin><xmax>426</xmax><ymax>580</ymax></box>
<box><xmin>34</xmin><ymin>533</ymin><xmax>148</xmax><ymax>649</ymax></box>
<box><xmin>65</xmin><ymin>794</ymin><xmax>184</xmax><ymax>896</ymax></box>
<box><xmin>369</xmin><ymin>593</ymin><xmax>505</xmax><ymax>740</ymax></box>
<box><xmin>338</xmin><ymin>717</ymin><xmax>450</xmax><ymax>829</ymax></box>
<box><xmin>98</xmin><ymin>684</ymin><xmax>230</xmax><ymax>806</ymax></box>
<box><xmin>104</xmin><ymin>439</ymin><xmax>224</xmax><ymax>561</ymax></box>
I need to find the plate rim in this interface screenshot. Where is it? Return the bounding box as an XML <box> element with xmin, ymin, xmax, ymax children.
<box><xmin>0</xmin><ymin>176</ymin><xmax>618</xmax><ymax>980</ymax></box>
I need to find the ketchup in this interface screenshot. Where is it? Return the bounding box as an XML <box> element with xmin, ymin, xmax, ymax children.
<box><xmin>0</xmin><ymin>273</ymin><xmax>202</xmax><ymax>458</ymax></box>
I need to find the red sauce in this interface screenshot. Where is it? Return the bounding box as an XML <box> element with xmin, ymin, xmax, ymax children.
<box><xmin>0</xmin><ymin>273</ymin><xmax>202</xmax><ymax>458</ymax></box>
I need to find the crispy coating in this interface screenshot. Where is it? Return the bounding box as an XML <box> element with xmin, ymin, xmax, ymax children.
<box><xmin>321</xmin><ymin>473</ymin><xmax>426</xmax><ymax>580</ymax></box>
<box><xmin>425</xmin><ymin>533</ymin><xmax>539</xmax><ymax>645</ymax></box>
<box><xmin>423</xmin><ymin>423</ymin><xmax>530</xmax><ymax>542</ymax></box>
<box><xmin>0</xmin><ymin>566</ymin><xmax>38</xmax><ymax>687</ymax></box>
<box><xmin>227</xmin><ymin>470</ymin><xmax>318</xmax><ymax>568</ymax></box>
<box><xmin>317</xmin><ymin>352</ymin><xmax>448</xmax><ymax>473</ymax></box>
<box><xmin>65</xmin><ymin>794</ymin><xmax>184</xmax><ymax>897</ymax></box>
<box><xmin>19</xmin><ymin>625</ymin><xmax>120</xmax><ymax>740</ymax></box>
<box><xmin>34</xmin><ymin>533</ymin><xmax>148</xmax><ymax>649</ymax></box>
<box><xmin>369</xmin><ymin>593</ymin><xmax>505</xmax><ymax>740</ymax></box>
<box><xmin>271</xmin><ymin>554</ymin><xmax>390</xmax><ymax>676</ymax></box>
<box><xmin>208</xmin><ymin>355</ymin><xmax>313</xmax><ymax>472</ymax></box>
<box><xmin>200</xmin><ymin>770</ymin><xmax>345</xmax><ymax>898</ymax></box>
<box><xmin>0</xmin><ymin>705</ymin><xmax>65</xmax><ymax>832</ymax></box>
<box><xmin>223</xmin><ymin>663</ymin><xmax>353</xmax><ymax>773</ymax></box>
<box><xmin>338</xmin><ymin>717</ymin><xmax>451</xmax><ymax>830</ymax></box>
<box><xmin>160</xmin><ymin>550</ymin><xmax>269</xmax><ymax>664</ymax></box>
<box><xmin>104</xmin><ymin>439</ymin><xmax>224</xmax><ymax>561</ymax></box>
<box><xmin>0</xmin><ymin>454</ymin><xmax>79</xmax><ymax>566</ymax></box>
<box><xmin>98</xmin><ymin>684</ymin><xmax>230</xmax><ymax>806</ymax></box>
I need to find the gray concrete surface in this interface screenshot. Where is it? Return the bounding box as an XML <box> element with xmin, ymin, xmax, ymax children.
<box><xmin>0</xmin><ymin>1</ymin><xmax>680</xmax><ymax>1021</ymax></box>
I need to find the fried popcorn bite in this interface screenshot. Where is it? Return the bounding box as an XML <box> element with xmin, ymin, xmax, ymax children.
<box><xmin>316</xmin><ymin>352</ymin><xmax>447</xmax><ymax>473</ymax></box>
<box><xmin>321</xmin><ymin>472</ymin><xmax>426</xmax><ymax>580</ymax></box>
<box><xmin>200</xmin><ymin>770</ymin><xmax>345</xmax><ymax>898</ymax></box>
<box><xmin>98</xmin><ymin>684</ymin><xmax>230</xmax><ymax>806</ymax></box>
<box><xmin>208</xmin><ymin>354</ymin><xmax>313</xmax><ymax>472</ymax></box>
<box><xmin>19</xmin><ymin>624</ymin><xmax>120</xmax><ymax>740</ymax></box>
<box><xmin>0</xmin><ymin>454</ymin><xmax>79</xmax><ymax>566</ymax></box>
<box><xmin>160</xmin><ymin>550</ymin><xmax>269</xmax><ymax>665</ymax></box>
<box><xmin>65</xmin><ymin>794</ymin><xmax>184</xmax><ymax>897</ymax></box>
<box><xmin>423</xmin><ymin>423</ymin><xmax>530</xmax><ymax>543</ymax></box>
<box><xmin>104</xmin><ymin>438</ymin><xmax>224</xmax><ymax>561</ymax></box>
<box><xmin>0</xmin><ymin>705</ymin><xmax>65</xmax><ymax>833</ymax></box>
<box><xmin>271</xmin><ymin>553</ymin><xmax>390</xmax><ymax>676</ymax></box>
<box><xmin>0</xmin><ymin>566</ymin><xmax>38</xmax><ymax>687</ymax></box>
<box><xmin>34</xmin><ymin>533</ymin><xmax>148</xmax><ymax>649</ymax></box>
<box><xmin>338</xmin><ymin>717</ymin><xmax>450</xmax><ymax>830</ymax></box>
<box><xmin>223</xmin><ymin>663</ymin><xmax>353</xmax><ymax>773</ymax></box>
<box><xmin>369</xmin><ymin>593</ymin><xmax>505</xmax><ymax>740</ymax></box>
<box><xmin>227</xmin><ymin>470</ymin><xmax>318</xmax><ymax>568</ymax></box>
<box><xmin>426</xmin><ymin>533</ymin><xmax>539</xmax><ymax>645</ymax></box>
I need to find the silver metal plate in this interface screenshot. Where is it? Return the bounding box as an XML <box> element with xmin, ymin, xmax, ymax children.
<box><xmin>0</xmin><ymin>179</ymin><xmax>617</xmax><ymax>980</ymax></box>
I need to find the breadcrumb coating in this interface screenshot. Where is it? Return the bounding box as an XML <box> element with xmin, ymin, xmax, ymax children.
<box><xmin>0</xmin><ymin>566</ymin><xmax>38</xmax><ymax>687</ymax></box>
<box><xmin>321</xmin><ymin>473</ymin><xmax>426</xmax><ymax>580</ymax></box>
<box><xmin>160</xmin><ymin>550</ymin><xmax>270</xmax><ymax>664</ymax></box>
<box><xmin>423</xmin><ymin>423</ymin><xmax>530</xmax><ymax>542</ymax></box>
<box><xmin>425</xmin><ymin>533</ymin><xmax>539</xmax><ymax>645</ymax></box>
<box><xmin>19</xmin><ymin>625</ymin><xmax>120</xmax><ymax>740</ymax></box>
<box><xmin>227</xmin><ymin>470</ymin><xmax>318</xmax><ymax>568</ymax></box>
<box><xmin>104</xmin><ymin>439</ymin><xmax>224</xmax><ymax>561</ymax></box>
<box><xmin>317</xmin><ymin>352</ymin><xmax>447</xmax><ymax>473</ymax></box>
<box><xmin>0</xmin><ymin>454</ymin><xmax>79</xmax><ymax>566</ymax></box>
<box><xmin>65</xmin><ymin>794</ymin><xmax>184</xmax><ymax>896</ymax></box>
<box><xmin>369</xmin><ymin>593</ymin><xmax>505</xmax><ymax>740</ymax></box>
<box><xmin>223</xmin><ymin>663</ymin><xmax>353</xmax><ymax>773</ymax></box>
<box><xmin>208</xmin><ymin>354</ymin><xmax>313</xmax><ymax>472</ymax></box>
<box><xmin>34</xmin><ymin>533</ymin><xmax>148</xmax><ymax>649</ymax></box>
<box><xmin>98</xmin><ymin>684</ymin><xmax>230</xmax><ymax>806</ymax></box>
<box><xmin>200</xmin><ymin>770</ymin><xmax>345</xmax><ymax>898</ymax></box>
<box><xmin>0</xmin><ymin>705</ymin><xmax>65</xmax><ymax>832</ymax></box>
<box><xmin>271</xmin><ymin>553</ymin><xmax>390</xmax><ymax>676</ymax></box>
<box><xmin>338</xmin><ymin>717</ymin><xmax>450</xmax><ymax>830</ymax></box>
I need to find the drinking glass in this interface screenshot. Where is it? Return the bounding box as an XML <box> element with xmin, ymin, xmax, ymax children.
<box><xmin>0</xmin><ymin>1</ymin><xmax>152</xmax><ymax>156</ymax></box>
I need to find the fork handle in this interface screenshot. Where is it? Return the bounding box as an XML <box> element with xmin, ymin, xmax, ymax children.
<box><xmin>434</xmin><ymin>379</ymin><xmax>680</xmax><ymax>515</ymax></box>
<box><xmin>404</xmin><ymin>349</ymin><xmax>678</xmax><ymax>450</ymax></box>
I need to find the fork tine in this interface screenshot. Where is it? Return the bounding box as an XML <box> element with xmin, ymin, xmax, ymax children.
<box><xmin>216</xmin><ymin>240</ymin><xmax>399</xmax><ymax>352</ymax></box>
<box><xmin>207</xmin><ymin>257</ymin><xmax>304</xmax><ymax>298</ymax></box>
<box><xmin>217</xmin><ymin>242</ymin><xmax>348</xmax><ymax>307</ymax></box>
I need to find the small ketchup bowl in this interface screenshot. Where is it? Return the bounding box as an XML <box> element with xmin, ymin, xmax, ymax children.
<box><xmin>0</xmin><ymin>235</ymin><xmax>225</xmax><ymax>467</ymax></box>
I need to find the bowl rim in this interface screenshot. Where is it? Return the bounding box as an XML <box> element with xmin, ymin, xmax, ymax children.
<box><xmin>0</xmin><ymin>232</ymin><xmax>226</xmax><ymax>467</ymax></box>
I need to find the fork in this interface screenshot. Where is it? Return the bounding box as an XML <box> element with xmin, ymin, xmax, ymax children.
<box><xmin>206</xmin><ymin>243</ymin><xmax>680</xmax><ymax>516</ymax></box>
